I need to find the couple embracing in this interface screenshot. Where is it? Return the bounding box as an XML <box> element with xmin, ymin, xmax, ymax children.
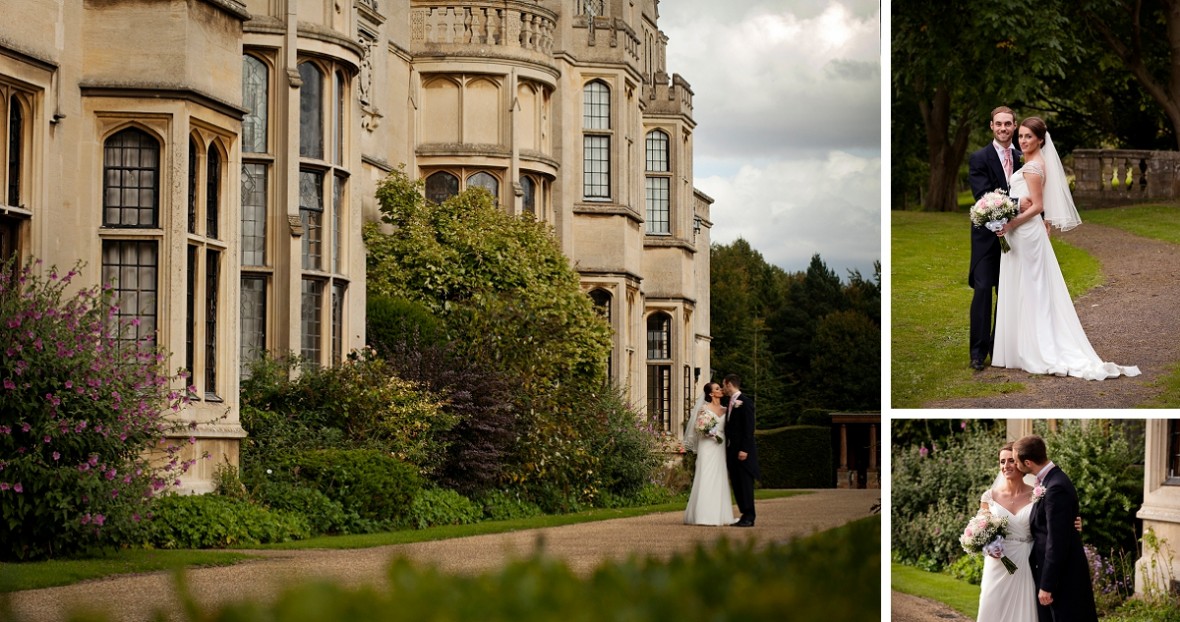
<box><xmin>977</xmin><ymin>435</ymin><xmax>1096</xmax><ymax>622</ymax></box>
<box><xmin>681</xmin><ymin>374</ymin><xmax>759</xmax><ymax>528</ymax></box>
<box><xmin>966</xmin><ymin>106</ymin><xmax>1139</xmax><ymax>380</ymax></box>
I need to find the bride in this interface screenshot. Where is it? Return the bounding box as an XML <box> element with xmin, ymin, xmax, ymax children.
<box><xmin>682</xmin><ymin>382</ymin><xmax>734</xmax><ymax>526</ymax></box>
<box><xmin>976</xmin><ymin>442</ymin><xmax>1038</xmax><ymax>622</ymax></box>
<box><xmin>992</xmin><ymin>117</ymin><xmax>1140</xmax><ymax>380</ymax></box>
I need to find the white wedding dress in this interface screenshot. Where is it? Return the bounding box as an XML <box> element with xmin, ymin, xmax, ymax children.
<box><xmin>976</xmin><ymin>490</ymin><xmax>1038</xmax><ymax>622</ymax></box>
<box><xmin>683</xmin><ymin>406</ymin><xmax>734</xmax><ymax>526</ymax></box>
<box><xmin>992</xmin><ymin>151</ymin><xmax>1140</xmax><ymax>380</ymax></box>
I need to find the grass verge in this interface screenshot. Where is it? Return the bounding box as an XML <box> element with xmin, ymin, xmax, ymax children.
<box><xmin>0</xmin><ymin>549</ymin><xmax>254</xmax><ymax>593</ymax></box>
<box><xmin>0</xmin><ymin>489</ymin><xmax>808</xmax><ymax>592</ymax></box>
<box><xmin>891</xmin><ymin>560</ymin><xmax>979</xmax><ymax>618</ymax></box>
<box><xmin>1079</xmin><ymin>204</ymin><xmax>1180</xmax><ymax>245</ymax></box>
<box><xmin>890</xmin><ymin>211</ymin><xmax>1101</xmax><ymax>408</ymax></box>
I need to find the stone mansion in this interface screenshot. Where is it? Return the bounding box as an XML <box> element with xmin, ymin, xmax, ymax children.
<box><xmin>0</xmin><ymin>0</ymin><xmax>712</xmax><ymax>490</ymax></box>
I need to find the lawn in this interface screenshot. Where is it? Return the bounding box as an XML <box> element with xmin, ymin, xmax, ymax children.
<box><xmin>890</xmin><ymin>561</ymin><xmax>980</xmax><ymax>618</ymax></box>
<box><xmin>890</xmin><ymin>210</ymin><xmax>1102</xmax><ymax>408</ymax></box>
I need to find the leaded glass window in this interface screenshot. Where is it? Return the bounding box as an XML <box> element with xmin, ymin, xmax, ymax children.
<box><xmin>301</xmin><ymin>279</ymin><xmax>323</xmax><ymax>362</ymax></box>
<box><xmin>187</xmin><ymin>138</ymin><xmax>198</xmax><ymax>233</ymax></box>
<box><xmin>646</xmin><ymin>130</ymin><xmax>669</xmax><ymax>172</ymax></box>
<box><xmin>240</xmin><ymin>276</ymin><xmax>267</xmax><ymax>377</ymax></box>
<box><xmin>7</xmin><ymin>95</ymin><xmax>22</xmax><ymax>207</ymax></box>
<box><xmin>241</xmin><ymin>162</ymin><xmax>267</xmax><ymax>266</ymax></box>
<box><xmin>583</xmin><ymin>81</ymin><xmax>610</xmax><ymax>129</ymax></box>
<box><xmin>242</xmin><ymin>55</ymin><xmax>268</xmax><ymax>154</ymax></box>
<box><xmin>467</xmin><ymin>171</ymin><xmax>499</xmax><ymax>199</ymax></box>
<box><xmin>102</xmin><ymin>240</ymin><xmax>158</xmax><ymax>344</ymax></box>
<box><xmin>645</xmin><ymin>177</ymin><xmax>669</xmax><ymax>234</ymax></box>
<box><xmin>583</xmin><ymin>136</ymin><xmax>610</xmax><ymax>198</ymax></box>
<box><xmin>206</xmin><ymin>147</ymin><xmax>220</xmax><ymax>239</ymax></box>
<box><xmin>647</xmin><ymin>312</ymin><xmax>671</xmax><ymax>360</ymax></box>
<box><xmin>299</xmin><ymin>62</ymin><xmax>324</xmax><ymax>159</ymax></box>
<box><xmin>299</xmin><ymin>170</ymin><xmax>323</xmax><ymax>270</ymax></box>
<box><xmin>103</xmin><ymin>129</ymin><xmax>159</xmax><ymax>228</ymax></box>
<box><xmin>331</xmin><ymin>282</ymin><xmax>345</xmax><ymax>364</ymax></box>
<box><xmin>425</xmin><ymin>171</ymin><xmax>459</xmax><ymax>204</ymax></box>
<box><xmin>205</xmin><ymin>249</ymin><xmax>220</xmax><ymax>398</ymax></box>
<box><xmin>521</xmin><ymin>176</ymin><xmax>536</xmax><ymax>215</ymax></box>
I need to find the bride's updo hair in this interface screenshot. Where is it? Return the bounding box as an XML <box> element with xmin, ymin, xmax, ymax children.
<box><xmin>702</xmin><ymin>382</ymin><xmax>718</xmax><ymax>403</ymax></box>
<box><xmin>1020</xmin><ymin>116</ymin><xmax>1048</xmax><ymax>148</ymax></box>
<box><xmin>1000</xmin><ymin>441</ymin><xmax>1014</xmax><ymax>454</ymax></box>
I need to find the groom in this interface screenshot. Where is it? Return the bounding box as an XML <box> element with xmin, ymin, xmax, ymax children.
<box><xmin>966</xmin><ymin>105</ymin><xmax>1026</xmax><ymax>372</ymax></box>
<box><xmin>722</xmin><ymin>374</ymin><xmax>759</xmax><ymax>527</ymax></box>
<box><xmin>1013</xmin><ymin>435</ymin><xmax>1098</xmax><ymax>622</ymax></box>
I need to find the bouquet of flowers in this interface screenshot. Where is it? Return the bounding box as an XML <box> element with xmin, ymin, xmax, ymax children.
<box><xmin>960</xmin><ymin>512</ymin><xmax>1018</xmax><ymax>574</ymax></box>
<box><xmin>970</xmin><ymin>189</ymin><xmax>1019</xmax><ymax>253</ymax></box>
<box><xmin>696</xmin><ymin>410</ymin><xmax>724</xmax><ymax>444</ymax></box>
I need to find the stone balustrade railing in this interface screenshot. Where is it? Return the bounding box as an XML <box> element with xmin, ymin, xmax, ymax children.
<box><xmin>410</xmin><ymin>2</ymin><xmax>556</xmax><ymax>55</ymax></box>
<box><xmin>1071</xmin><ymin>149</ymin><xmax>1180</xmax><ymax>207</ymax></box>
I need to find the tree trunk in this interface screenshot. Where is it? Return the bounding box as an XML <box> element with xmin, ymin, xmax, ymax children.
<box><xmin>918</xmin><ymin>87</ymin><xmax>974</xmax><ymax>211</ymax></box>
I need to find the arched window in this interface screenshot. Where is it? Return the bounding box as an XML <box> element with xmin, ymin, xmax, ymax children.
<box><xmin>334</xmin><ymin>70</ymin><xmax>345</xmax><ymax>165</ymax></box>
<box><xmin>590</xmin><ymin>288</ymin><xmax>613</xmax><ymax>378</ymax></box>
<box><xmin>187</xmin><ymin>137</ymin><xmax>199</xmax><ymax>233</ymax></box>
<box><xmin>467</xmin><ymin>171</ymin><xmax>499</xmax><ymax>198</ymax></box>
<box><xmin>103</xmin><ymin>128</ymin><xmax>160</xmax><ymax>228</ymax></box>
<box><xmin>520</xmin><ymin>176</ymin><xmax>536</xmax><ymax>216</ymax></box>
<box><xmin>426</xmin><ymin>171</ymin><xmax>459</xmax><ymax>204</ymax></box>
<box><xmin>646</xmin><ymin>312</ymin><xmax>672</xmax><ymax>431</ymax></box>
<box><xmin>645</xmin><ymin>129</ymin><xmax>671</xmax><ymax>235</ymax></box>
<box><xmin>206</xmin><ymin>146</ymin><xmax>221</xmax><ymax>239</ymax></box>
<box><xmin>242</xmin><ymin>55</ymin><xmax>268</xmax><ymax>154</ymax></box>
<box><xmin>7</xmin><ymin>95</ymin><xmax>22</xmax><ymax>207</ymax></box>
<box><xmin>582</xmin><ymin>80</ymin><xmax>611</xmax><ymax>199</ymax></box>
<box><xmin>298</xmin><ymin>62</ymin><xmax>324</xmax><ymax>159</ymax></box>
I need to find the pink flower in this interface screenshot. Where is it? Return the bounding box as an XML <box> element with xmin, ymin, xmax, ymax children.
<box><xmin>12</xmin><ymin>483</ymin><xmax>22</xmax><ymax>493</ymax></box>
<box><xmin>919</xmin><ymin>444</ymin><xmax>929</xmax><ymax>458</ymax></box>
<box><xmin>93</xmin><ymin>514</ymin><xmax>105</xmax><ymax>526</ymax></box>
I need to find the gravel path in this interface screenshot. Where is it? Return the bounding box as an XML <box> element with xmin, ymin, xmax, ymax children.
<box><xmin>891</xmin><ymin>590</ymin><xmax>974</xmax><ymax>622</ymax></box>
<box><xmin>7</xmin><ymin>489</ymin><xmax>879</xmax><ymax>622</ymax></box>
<box><xmin>926</xmin><ymin>222</ymin><xmax>1180</xmax><ymax>408</ymax></box>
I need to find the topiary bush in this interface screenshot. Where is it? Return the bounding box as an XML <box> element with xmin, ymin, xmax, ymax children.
<box><xmin>143</xmin><ymin>494</ymin><xmax>309</xmax><ymax>549</ymax></box>
<box><xmin>756</xmin><ymin>425</ymin><xmax>834</xmax><ymax>488</ymax></box>
<box><xmin>0</xmin><ymin>260</ymin><xmax>198</xmax><ymax>560</ymax></box>
<box><xmin>403</xmin><ymin>487</ymin><xmax>482</xmax><ymax>529</ymax></box>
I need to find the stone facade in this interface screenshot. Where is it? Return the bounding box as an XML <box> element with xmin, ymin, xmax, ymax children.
<box><xmin>0</xmin><ymin>0</ymin><xmax>711</xmax><ymax>491</ymax></box>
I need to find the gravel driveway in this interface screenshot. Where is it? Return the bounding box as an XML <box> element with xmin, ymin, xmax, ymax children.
<box><xmin>7</xmin><ymin>489</ymin><xmax>879</xmax><ymax>622</ymax></box>
<box><xmin>926</xmin><ymin>222</ymin><xmax>1180</xmax><ymax>408</ymax></box>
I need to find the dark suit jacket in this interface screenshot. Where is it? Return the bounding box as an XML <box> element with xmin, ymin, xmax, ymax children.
<box><xmin>1029</xmin><ymin>466</ymin><xmax>1098</xmax><ymax>622</ymax></box>
<box><xmin>724</xmin><ymin>392</ymin><xmax>760</xmax><ymax>479</ymax></box>
<box><xmin>966</xmin><ymin>143</ymin><xmax>1018</xmax><ymax>289</ymax></box>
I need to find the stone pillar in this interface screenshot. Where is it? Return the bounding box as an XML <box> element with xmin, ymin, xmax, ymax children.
<box><xmin>867</xmin><ymin>423</ymin><xmax>879</xmax><ymax>489</ymax></box>
<box><xmin>836</xmin><ymin>423</ymin><xmax>850</xmax><ymax>489</ymax></box>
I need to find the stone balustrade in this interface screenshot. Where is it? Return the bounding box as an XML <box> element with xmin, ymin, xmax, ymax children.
<box><xmin>1071</xmin><ymin>149</ymin><xmax>1180</xmax><ymax>208</ymax></box>
<box><xmin>410</xmin><ymin>2</ymin><xmax>556</xmax><ymax>56</ymax></box>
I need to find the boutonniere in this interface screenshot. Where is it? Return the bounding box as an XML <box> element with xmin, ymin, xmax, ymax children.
<box><xmin>1031</xmin><ymin>484</ymin><xmax>1045</xmax><ymax>504</ymax></box>
<box><xmin>733</xmin><ymin>399</ymin><xmax>743</xmax><ymax>409</ymax></box>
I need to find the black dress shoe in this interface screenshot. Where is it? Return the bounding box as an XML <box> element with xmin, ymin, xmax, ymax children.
<box><xmin>731</xmin><ymin>520</ymin><xmax>754</xmax><ymax>527</ymax></box>
<box><xmin>970</xmin><ymin>359</ymin><xmax>985</xmax><ymax>371</ymax></box>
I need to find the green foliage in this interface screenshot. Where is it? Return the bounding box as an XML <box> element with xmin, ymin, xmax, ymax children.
<box><xmin>756</xmin><ymin>426</ymin><xmax>833</xmax><ymax>488</ymax></box>
<box><xmin>0</xmin><ymin>260</ymin><xmax>197</xmax><ymax>561</ymax></box>
<box><xmin>288</xmin><ymin>449</ymin><xmax>422</xmax><ymax>527</ymax></box>
<box><xmin>251</xmin><ymin>481</ymin><xmax>353</xmax><ymax>535</ymax></box>
<box><xmin>891</xmin><ymin>423</ymin><xmax>1005</xmax><ymax>570</ymax></box>
<box><xmin>365</xmin><ymin>295</ymin><xmax>447</xmax><ymax>356</ymax></box>
<box><xmin>1039</xmin><ymin>420</ymin><xmax>1142</xmax><ymax>557</ymax></box>
<box><xmin>365</xmin><ymin>167</ymin><xmax>611</xmax><ymax>386</ymax></box>
<box><xmin>240</xmin><ymin>354</ymin><xmax>456</xmax><ymax>477</ymax></box>
<box><xmin>477</xmin><ymin>490</ymin><xmax>544</xmax><ymax>522</ymax></box>
<box><xmin>582</xmin><ymin>387</ymin><xmax>662</xmax><ymax>500</ymax></box>
<box><xmin>142</xmin><ymin>494</ymin><xmax>309</xmax><ymax>549</ymax></box>
<box><xmin>403</xmin><ymin>487</ymin><xmax>482</xmax><ymax>530</ymax></box>
<box><xmin>54</xmin><ymin>516</ymin><xmax>878</xmax><ymax>622</ymax></box>
<box><xmin>945</xmin><ymin>553</ymin><xmax>984</xmax><ymax>585</ymax></box>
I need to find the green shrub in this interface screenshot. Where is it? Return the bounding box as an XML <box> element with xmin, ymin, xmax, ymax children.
<box><xmin>1040</xmin><ymin>420</ymin><xmax>1142</xmax><ymax>558</ymax></box>
<box><xmin>946</xmin><ymin>553</ymin><xmax>984</xmax><ymax>585</ymax></box>
<box><xmin>366</xmin><ymin>295</ymin><xmax>447</xmax><ymax>355</ymax></box>
<box><xmin>404</xmin><ymin>487</ymin><xmax>482</xmax><ymax>529</ymax></box>
<box><xmin>756</xmin><ymin>425</ymin><xmax>833</xmax><ymax>488</ymax></box>
<box><xmin>0</xmin><ymin>260</ymin><xmax>197</xmax><ymax>560</ymax></box>
<box><xmin>143</xmin><ymin>494</ymin><xmax>309</xmax><ymax>549</ymax></box>
<box><xmin>583</xmin><ymin>387</ymin><xmax>661</xmax><ymax>500</ymax></box>
<box><xmin>479</xmin><ymin>490</ymin><xmax>544</xmax><ymax>521</ymax></box>
<box><xmin>292</xmin><ymin>449</ymin><xmax>421</xmax><ymax>526</ymax></box>
<box><xmin>251</xmin><ymin>480</ymin><xmax>354</xmax><ymax>535</ymax></box>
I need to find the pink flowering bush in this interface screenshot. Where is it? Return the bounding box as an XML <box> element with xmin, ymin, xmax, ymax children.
<box><xmin>0</xmin><ymin>260</ymin><xmax>197</xmax><ymax>560</ymax></box>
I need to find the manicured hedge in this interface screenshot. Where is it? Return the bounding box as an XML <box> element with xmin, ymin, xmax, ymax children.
<box><xmin>143</xmin><ymin>495</ymin><xmax>310</xmax><ymax>549</ymax></box>
<box><xmin>755</xmin><ymin>425</ymin><xmax>833</xmax><ymax>488</ymax></box>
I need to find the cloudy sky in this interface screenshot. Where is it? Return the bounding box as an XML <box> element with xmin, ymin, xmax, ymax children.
<box><xmin>659</xmin><ymin>0</ymin><xmax>881</xmax><ymax>279</ymax></box>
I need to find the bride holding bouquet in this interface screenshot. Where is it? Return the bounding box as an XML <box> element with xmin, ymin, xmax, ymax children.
<box><xmin>682</xmin><ymin>382</ymin><xmax>735</xmax><ymax>526</ymax></box>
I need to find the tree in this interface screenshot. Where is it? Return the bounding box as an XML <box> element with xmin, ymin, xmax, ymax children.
<box><xmin>893</xmin><ymin>0</ymin><xmax>1078</xmax><ymax>211</ymax></box>
<box><xmin>1069</xmin><ymin>0</ymin><xmax>1180</xmax><ymax>149</ymax></box>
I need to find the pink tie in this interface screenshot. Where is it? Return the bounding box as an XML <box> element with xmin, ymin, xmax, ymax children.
<box><xmin>1002</xmin><ymin>149</ymin><xmax>1013</xmax><ymax>181</ymax></box>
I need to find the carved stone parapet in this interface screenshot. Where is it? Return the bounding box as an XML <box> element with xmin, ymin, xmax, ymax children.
<box><xmin>1072</xmin><ymin>149</ymin><xmax>1180</xmax><ymax>208</ymax></box>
